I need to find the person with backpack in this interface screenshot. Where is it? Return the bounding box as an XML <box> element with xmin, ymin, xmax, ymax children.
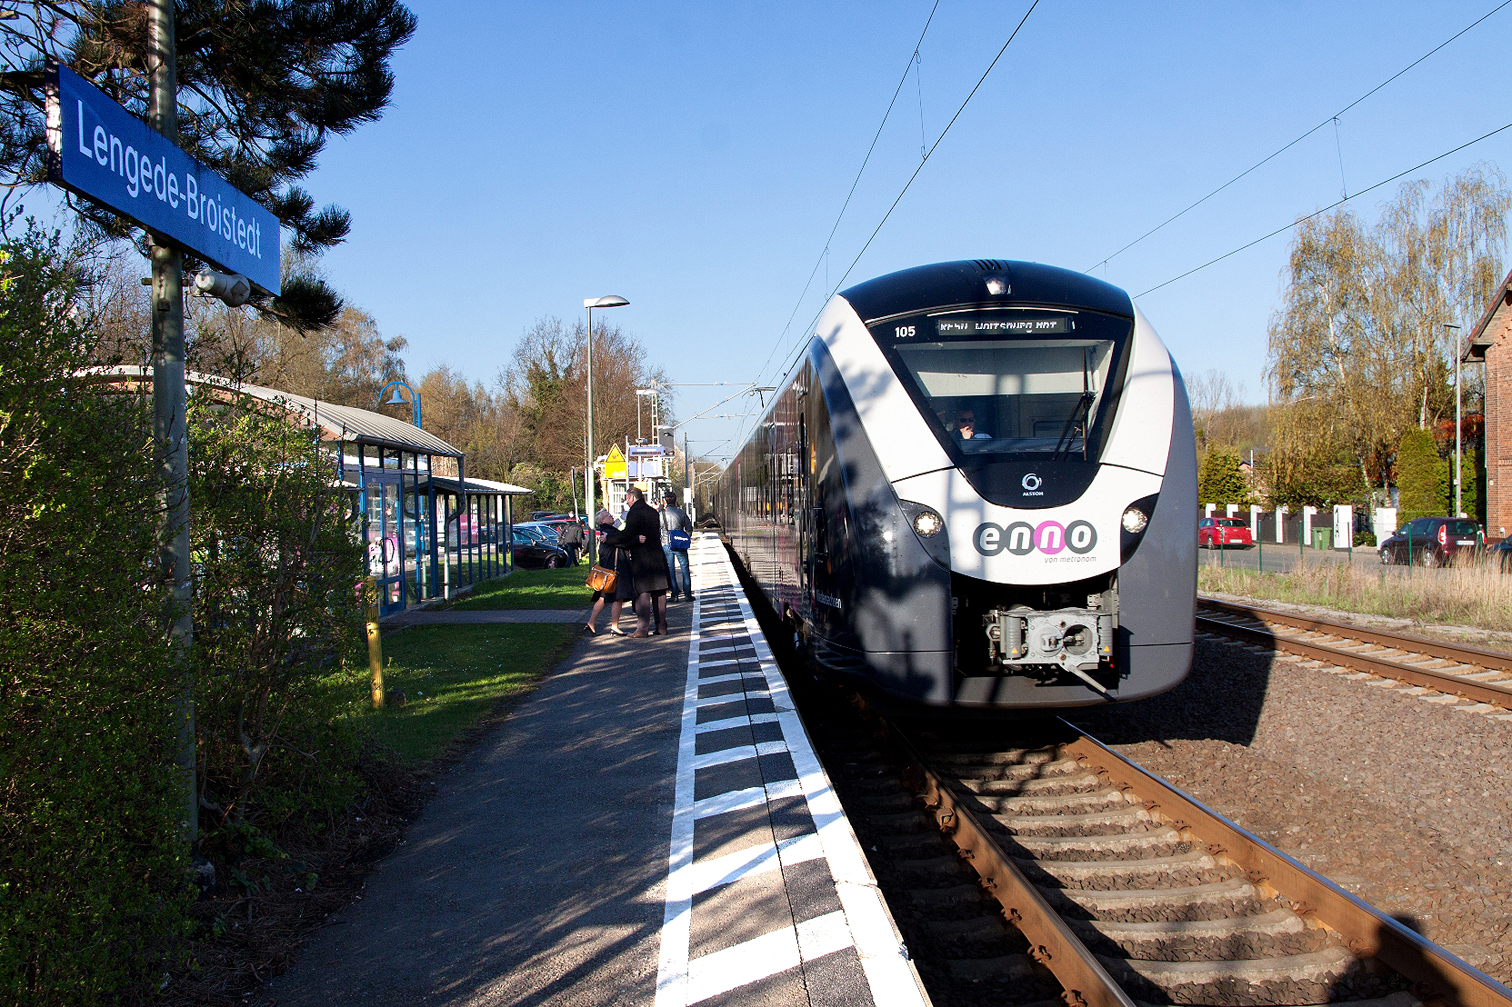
<box><xmin>556</xmin><ymin>517</ymin><xmax>585</xmax><ymax>564</ymax></box>
<box><xmin>660</xmin><ymin>491</ymin><xmax>693</xmax><ymax>602</ymax></box>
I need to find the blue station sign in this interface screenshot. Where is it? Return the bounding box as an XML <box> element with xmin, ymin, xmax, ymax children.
<box><xmin>45</xmin><ymin>62</ymin><xmax>281</xmax><ymax>294</ymax></box>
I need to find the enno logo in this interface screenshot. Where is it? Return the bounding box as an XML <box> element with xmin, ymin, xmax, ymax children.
<box><xmin>973</xmin><ymin>519</ymin><xmax>1097</xmax><ymax>557</ymax></box>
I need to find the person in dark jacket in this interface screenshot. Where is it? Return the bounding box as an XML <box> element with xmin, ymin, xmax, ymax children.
<box><xmin>584</xmin><ymin>510</ymin><xmax>632</xmax><ymax>636</ymax></box>
<box><xmin>557</xmin><ymin>518</ymin><xmax>585</xmax><ymax>564</ymax></box>
<box><xmin>603</xmin><ymin>486</ymin><xmax>670</xmax><ymax>637</ymax></box>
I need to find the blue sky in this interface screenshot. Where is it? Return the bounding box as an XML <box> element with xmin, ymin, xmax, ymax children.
<box><xmin>46</xmin><ymin>2</ymin><xmax>1512</xmax><ymax>461</ymax></box>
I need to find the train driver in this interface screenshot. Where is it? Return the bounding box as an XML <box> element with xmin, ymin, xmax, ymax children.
<box><xmin>956</xmin><ymin>409</ymin><xmax>991</xmax><ymax>440</ymax></box>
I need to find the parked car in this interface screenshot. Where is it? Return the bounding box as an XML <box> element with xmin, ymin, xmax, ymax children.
<box><xmin>510</xmin><ymin>529</ymin><xmax>569</xmax><ymax>569</ymax></box>
<box><xmin>1489</xmin><ymin>537</ymin><xmax>1512</xmax><ymax>573</ymax></box>
<box><xmin>1377</xmin><ymin>517</ymin><xmax>1482</xmax><ymax>567</ymax></box>
<box><xmin>1198</xmin><ymin>516</ymin><xmax>1254</xmax><ymax>548</ymax></box>
<box><xmin>515</xmin><ymin>521</ymin><xmax>562</xmax><ymax>544</ymax></box>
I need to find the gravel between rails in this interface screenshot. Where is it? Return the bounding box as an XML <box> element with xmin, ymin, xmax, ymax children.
<box><xmin>1070</xmin><ymin>634</ymin><xmax>1512</xmax><ymax>986</ymax></box>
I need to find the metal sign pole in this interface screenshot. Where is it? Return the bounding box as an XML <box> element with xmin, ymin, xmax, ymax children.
<box><xmin>585</xmin><ymin>305</ymin><xmax>596</xmax><ymax>564</ymax></box>
<box><xmin>147</xmin><ymin>0</ymin><xmax>195</xmax><ymax>845</ymax></box>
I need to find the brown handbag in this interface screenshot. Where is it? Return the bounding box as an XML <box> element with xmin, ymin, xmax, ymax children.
<box><xmin>586</xmin><ymin>564</ymin><xmax>618</xmax><ymax>594</ymax></box>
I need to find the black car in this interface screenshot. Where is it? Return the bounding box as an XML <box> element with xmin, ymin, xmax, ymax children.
<box><xmin>1492</xmin><ymin>537</ymin><xmax>1512</xmax><ymax>573</ymax></box>
<box><xmin>510</xmin><ymin>529</ymin><xmax>569</xmax><ymax>569</ymax></box>
<box><xmin>1378</xmin><ymin>517</ymin><xmax>1482</xmax><ymax>567</ymax></box>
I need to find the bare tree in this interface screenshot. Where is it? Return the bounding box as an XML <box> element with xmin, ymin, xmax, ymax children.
<box><xmin>1265</xmin><ymin>164</ymin><xmax>1509</xmax><ymax>498</ymax></box>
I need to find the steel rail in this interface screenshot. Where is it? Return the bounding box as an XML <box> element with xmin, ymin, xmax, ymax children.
<box><xmin>895</xmin><ymin>735</ymin><xmax>1135</xmax><ymax>1007</ymax></box>
<box><xmin>1200</xmin><ymin>597</ymin><xmax>1512</xmax><ymax>672</ymax></box>
<box><xmin>1197</xmin><ymin>598</ymin><xmax>1512</xmax><ymax>709</ymax></box>
<box><xmin>859</xmin><ymin>707</ymin><xmax>1134</xmax><ymax>1007</ymax></box>
<box><xmin>1059</xmin><ymin>722</ymin><xmax>1512</xmax><ymax>1007</ymax></box>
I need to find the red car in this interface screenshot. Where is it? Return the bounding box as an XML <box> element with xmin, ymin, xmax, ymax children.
<box><xmin>1198</xmin><ymin>516</ymin><xmax>1254</xmax><ymax>548</ymax></box>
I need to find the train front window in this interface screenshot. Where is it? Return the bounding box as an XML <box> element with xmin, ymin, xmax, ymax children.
<box><xmin>873</xmin><ymin>309</ymin><xmax>1130</xmax><ymax>459</ymax></box>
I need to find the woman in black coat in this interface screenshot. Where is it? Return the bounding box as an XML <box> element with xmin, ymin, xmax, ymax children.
<box><xmin>603</xmin><ymin>486</ymin><xmax>670</xmax><ymax>636</ymax></box>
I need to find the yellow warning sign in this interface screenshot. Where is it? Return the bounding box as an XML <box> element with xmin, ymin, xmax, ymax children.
<box><xmin>602</xmin><ymin>445</ymin><xmax>627</xmax><ymax>480</ymax></box>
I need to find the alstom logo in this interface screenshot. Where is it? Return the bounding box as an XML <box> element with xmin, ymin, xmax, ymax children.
<box><xmin>973</xmin><ymin>519</ymin><xmax>1097</xmax><ymax>557</ymax></box>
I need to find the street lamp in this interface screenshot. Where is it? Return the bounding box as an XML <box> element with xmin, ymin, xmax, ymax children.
<box><xmin>584</xmin><ymin>295</ymin><xmax>629</xmax><ymax>562</ymax></box>
<box><xmin>1446</xmin><ymin>322</ymin><xmax>1463</xmax><ymax>518</ymax></box>
<box><xmin>378</xmin><ymin>380</ymin><xmax>422</xmax><ymax>428</ymax></box>
<box><xmin>636</xmin><ymin>387</ymin><xmax>657</xmax><ymax>441</ymax></box>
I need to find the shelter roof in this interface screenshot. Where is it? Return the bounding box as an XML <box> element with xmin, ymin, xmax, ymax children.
<box><xmin>423</xmin><ymin>475</ymin><xmax>534</xmax><ymax>496</ymax></box>
<box><xmin>80</xmin><ymin>366</ymin><xmax>464</xmax><ymax>458</ymax></box>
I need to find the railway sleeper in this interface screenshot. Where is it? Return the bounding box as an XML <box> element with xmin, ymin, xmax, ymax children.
<box><xmin>1048</xmin><ymin>878</ymin><xmax>1267</xmax><ymax>923</ymax></box>
<box><xmin>852</xmin><ymin>790</ymin><xmax>917</xmax><ymax>814</ymax></box>
<box><xmin>919</xmin><ymin>915</ymin><xmax>1030</xmax><ymax>959</ymax></box>
<box><xmin>1014</xmin><ymin>850</ymin><xmax>1225</xmax><ymax>890</ymax></box>
<box><xmin>968</xmin><ymin>786</ymin><xmax>1130</xmax><ymax>816</ymax></box>
<box><xmin>940</xmin><ymin>756</ymin><xmax>1085</xmax><ymax>783</ymax></box>
<box><xmin>1099</xmin><ymin>946</ymin><xmax>1405</xmax><ymax>1007</ymax></box>
<box><xmin>923</xmin><ymin>746</ymin><xmax>1064</xmax><ymax>767</ymax></box>
<box><xmin>944</xmin><ymin>951</ymin><xmax>1043</xmax><ymax>983</ymax></box>
<box><xmin>1069</xmin><ymin>908</ymin><xmax>1330</xmax><ymax>961</ymax></box>
<box><xmin>959</xmin><ymin>769</ymin><xmax>1104</xmax><ymax>796</ymax></box>
<box><xmin>1006</xmin><ymin>824</ymin><xmax>1188</xmax><ymax>861</ymax></box>
<box><xmin>991</xmin><ymin>805</ymin><xmax>1158</xmax><ymax>837</ymax></box>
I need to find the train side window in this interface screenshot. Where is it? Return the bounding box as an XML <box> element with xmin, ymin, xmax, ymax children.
<box><xmin>812</xmin><ymin>505</ymin><xmax>828</xmax><ymax>557</ymax></box>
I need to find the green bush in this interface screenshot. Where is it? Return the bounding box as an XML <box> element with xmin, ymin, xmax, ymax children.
<box><xmin>188</xmin><ymin>397</ymin><xmax>368</xmax><ymax>845</ymax></box>
<box><xmin>1396</xmin><ymin>428</ymin><xmax>1446</xmax><ymax>521</ymax></box>
<box><xmin>1198</xmin><ymin>445</ymin><xmax>1249</xmax><ymax>505</ymax></box>
<box><xmin>0</xmin><ymin>233</ymin><xmax>191</xmax><ymax>1002</ymax></box>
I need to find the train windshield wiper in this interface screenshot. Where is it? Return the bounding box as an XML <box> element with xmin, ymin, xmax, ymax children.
<box><xmin>1053</xmin><ymin>348</ymin><xmax>1095</xmax><ymax>460</ymax></box>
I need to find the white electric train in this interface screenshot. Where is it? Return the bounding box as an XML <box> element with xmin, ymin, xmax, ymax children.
<box><xmin>713</xmin><ymin>259</ymin><xmax>1197</xmax><ymax>711</ymax></box>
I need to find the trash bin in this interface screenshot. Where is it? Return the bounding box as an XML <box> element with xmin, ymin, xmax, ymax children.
<box><xmin>1312</xmin><ymin>527</ymin><xmax>1330</xmax><ymax>550</ymax></box>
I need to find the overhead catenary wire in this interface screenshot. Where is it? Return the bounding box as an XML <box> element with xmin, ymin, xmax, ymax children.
<box><xmin>753</xmin><ymin>0</ymin><xmax>1041</xmax><ymax>409</ymax></box>
<box><xmin>1135</xmin><ymin>117</ymin><xmax>1512</xmax><ymax>298</ymax></box>
<box><xmin>1085</xmin><ymin>0</ymin><xmax>1512</xmax><ymax>273</ymax></box>
<box><xmin>751</xmin><ymin>1</ymin><xmax>943</xmax><ymax>391</ymax></box>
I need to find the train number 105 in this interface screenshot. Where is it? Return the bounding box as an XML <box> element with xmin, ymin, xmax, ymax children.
<box><xmin>894</xmin><ymin>325</ymin><xmax>916</xmax><ymax>338</ymax></box>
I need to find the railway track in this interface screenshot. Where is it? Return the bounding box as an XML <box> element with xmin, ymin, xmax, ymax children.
<box><xmin>1196</xmin><ymin>598</ymin><xmax>1512</xmax><ymax>712</ymax></box>
<box><xmin>819</xmin><ymin>703</ymin><xmax>1512</xmax><ymax>1007</ymax></box>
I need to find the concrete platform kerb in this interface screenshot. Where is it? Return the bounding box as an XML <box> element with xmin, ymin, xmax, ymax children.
<box><xmin>653</xmin><ymin>534</ymin><xmax>932</xmax><ymax>1007</ymax></box>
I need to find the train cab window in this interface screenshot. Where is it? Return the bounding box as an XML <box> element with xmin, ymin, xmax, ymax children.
<box><xmin>872</xmin><ymin>309</ymin><xmax>1130</xmax><ymax>461</ymax></box>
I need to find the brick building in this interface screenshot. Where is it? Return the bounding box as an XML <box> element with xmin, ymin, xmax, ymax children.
<box><xmin>1465</xmin><ymin>267</ymin><xmax>1512</xmax><ymax>540</ymax></box>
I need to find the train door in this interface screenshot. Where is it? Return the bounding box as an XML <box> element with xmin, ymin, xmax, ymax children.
<box><xmin>805</xmin><ymin>368</ymin><xmax>840</xmax><ymax>635</ymax></box>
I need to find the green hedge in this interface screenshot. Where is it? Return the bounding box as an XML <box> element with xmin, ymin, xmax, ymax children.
<box><xmin>0</xmin><ymin>235</ymin><xmax>190</xmax><ymax>1002</ymax></box>
<box><xmin>0</xmin><ymin>232</ymin><xmax>373</xmax><ymax>1003</ymax></box>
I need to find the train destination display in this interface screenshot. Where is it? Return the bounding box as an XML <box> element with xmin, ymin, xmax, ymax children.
<box><xmin>44</xmin><ymin>62</ymin><xmax>281</xmax><ymax>294</ymax></box>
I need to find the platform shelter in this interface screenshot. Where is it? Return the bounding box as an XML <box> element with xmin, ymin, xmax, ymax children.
<box><xmin>85</xmin><ymin>367</ymin><xmax>531</xmax><ymax>616</ymax></box>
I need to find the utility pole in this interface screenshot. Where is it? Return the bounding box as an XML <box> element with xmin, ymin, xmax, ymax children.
<box><xmin>147</xmin><ymin>0</ymin><xmax>195</xmax><ymax>845</ymax></box>
<box><xmin>1447</xmin><ymin>322</ymin><xmax>1463</xmax><ymax>518</ymax></box>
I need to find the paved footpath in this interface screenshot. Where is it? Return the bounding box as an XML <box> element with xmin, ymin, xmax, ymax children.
<box><xmin>259</xmin><ymin>536</ymin><xmax>929</xmax><ymax>1007</ymax></box>
<box><xmin>382</xmin><ymin>607</ymin><xmax>591</xmax><ymax>628</ymax></box>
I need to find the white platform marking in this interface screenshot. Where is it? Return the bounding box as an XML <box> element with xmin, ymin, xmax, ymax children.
<box><xmin>654</xmin><ymin>535</ymin><xmax>930</xmax><ymax>1007</ymax></box>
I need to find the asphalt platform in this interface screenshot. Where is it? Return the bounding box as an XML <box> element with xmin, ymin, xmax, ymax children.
<box><xmin>259</xmin><ymin>535</ymin><xmax>930</xmax><ymax>1007</ymax></box>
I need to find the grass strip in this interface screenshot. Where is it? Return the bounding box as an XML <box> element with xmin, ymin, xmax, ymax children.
<box><xmin>346</xmin><ymin>622</ymin><xmax>579</xmax><ymax>765</ymax></box>
<box><xmin>1199</xmin><ymin>556</ymin><xmax>1512</xmax><ymax>632</ymax></box>
<box><xmin>450</xmin><ymin>565</ymin><xmax>594</xmax><ymax>610</ymax></box>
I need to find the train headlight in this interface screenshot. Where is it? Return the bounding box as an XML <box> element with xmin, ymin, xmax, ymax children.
<box><xmin>913</xmin><ymin>508</ymin><xmax>944</xmax><ymax>538</ymax></box>
<box><xmin>1121</xmin><ymin>506</ymin><xmax>1148</xmax><ymax>535</ymax></box>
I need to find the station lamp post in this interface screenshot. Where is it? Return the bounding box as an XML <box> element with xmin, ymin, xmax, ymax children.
<box><xmin>378</xmin><ymin>380</ymin><xmax>422</xmax><ymax>428</ymax></box>
<box><xmin>1446</xmin><ymin>322</ymin><xmax>1462</xmax><ymax>518</ymax></box>
<box><xmin>636</xmin><ymin>387</ymin><xmax>656</xmax><ymax>441</ymax></box>
<box><xmin>584</xmin><ymin>295</ymin><xmax>629</xmax><ymax>562</ymax></box>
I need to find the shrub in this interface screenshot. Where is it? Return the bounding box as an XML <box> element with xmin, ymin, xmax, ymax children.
<box><xmin>1198</xmin><ymin>445</ymin><xmax>1249</xmax><ymax>505</ymax></box>
<box><xmin>1396</xmin><ymin>428</ymin><xmax>1446</xmax><ymax>521</ymax></box>
<box><xmin>188</xmin><ymin>397</ymin><xmax>368</xmax><ymax>842</ymax></box>
<box><xmin>0</xmin><ymin>232</ymin><xmax>190</xmax><ymax>1002</ymax></box>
